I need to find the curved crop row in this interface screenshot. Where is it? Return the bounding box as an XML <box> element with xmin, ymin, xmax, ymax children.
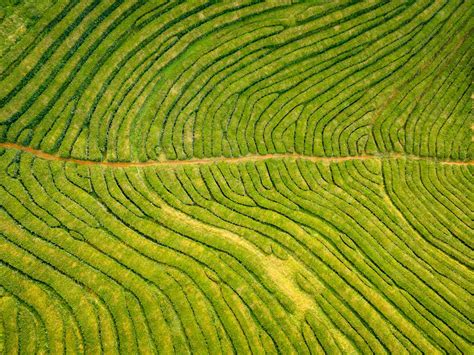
<box><xmin>0</xmin><ymin>1</ymin><xmax>472</xmax><ymax>353</ymax></box>
<box><xmin>0</xmin><ymin>149</ymin><xmax>472</xmax><ymax>353</ymax></box>
<box><xmin>1</xmin><ymin>1</ymin><xmax>472</xmax><ymax>162</ymax></box>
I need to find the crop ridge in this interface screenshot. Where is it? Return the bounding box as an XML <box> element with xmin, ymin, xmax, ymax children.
<box><xmin>1</xmin><ymin>142</ymin><xmax>472</xmax><ymax>168</ymax></box>
<box><xmin>0</xmin><ymin>1</ymin><xmax>472</xmax><ymax>353</ymax></box>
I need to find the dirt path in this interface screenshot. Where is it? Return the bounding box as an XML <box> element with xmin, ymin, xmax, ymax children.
<box><xmin>0</xmin><ymin>142</ymin><xmax>472</xmax><ymax>168</ymax></box>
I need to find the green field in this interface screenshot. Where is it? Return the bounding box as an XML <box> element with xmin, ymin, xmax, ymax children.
<box><xmin>0</xmin><ymin>1</ymin><xmax>473</xmax><ymax>354</ymax></box>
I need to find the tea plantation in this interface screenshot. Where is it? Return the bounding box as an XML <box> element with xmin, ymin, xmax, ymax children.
<box><xmin>0</xmin><ymin>1</ymin><xmax>473</xmax><ymax>354</ymax></box>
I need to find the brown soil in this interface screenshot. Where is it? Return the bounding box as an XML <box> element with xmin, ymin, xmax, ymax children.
<box><xmin>0</xmin><ymin>142</ymin><xmax>472</xmax><ymax>168</ymax></box>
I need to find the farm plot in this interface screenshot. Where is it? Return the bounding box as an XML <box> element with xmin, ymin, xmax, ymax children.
<box><xmin>0</xmin><ymin>1</ymin><xmax>473</xmax><ymax>354</ymax></box>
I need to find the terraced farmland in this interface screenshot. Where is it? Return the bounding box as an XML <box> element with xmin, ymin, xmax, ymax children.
<box><xmin>0</xmin><ymin>1</ymin><xmax>473</xmax><ymax>354</ymax></box>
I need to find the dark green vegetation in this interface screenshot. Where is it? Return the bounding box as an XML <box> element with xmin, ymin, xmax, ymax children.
<box><xmin>0</xmin><ymin>1</ymin><xmax>473</xmax><ymax>354</ymax></box>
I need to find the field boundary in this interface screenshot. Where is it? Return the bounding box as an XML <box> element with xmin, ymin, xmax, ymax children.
<box><xmin>0</xmin><ymin>142</ymin><xmax>472</xmax><ymax>167</ymax></box>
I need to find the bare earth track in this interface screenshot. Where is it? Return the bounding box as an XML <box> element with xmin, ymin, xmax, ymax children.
<box><xmin>1</xmin><ymin>142</ymin><xmax>472</xmax><ymax>167</ymax></box>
